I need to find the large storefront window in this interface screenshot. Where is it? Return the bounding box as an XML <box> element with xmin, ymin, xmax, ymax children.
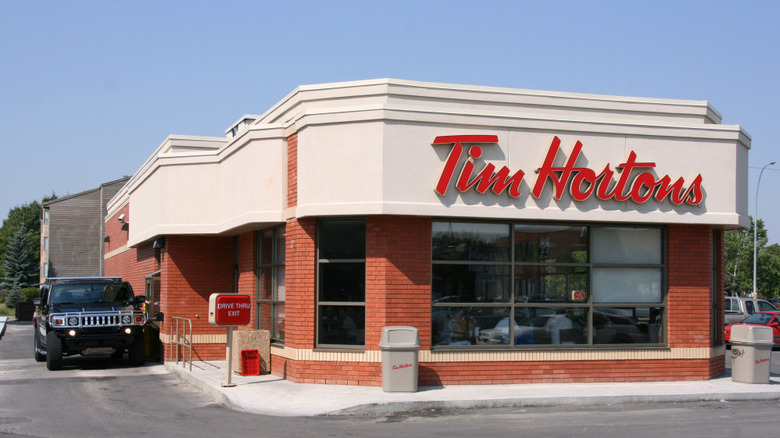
<box><xmin>257</xmin><ymin>226</ymin><xmax>285</xmax><ymax>342</ymax></box>
<box><xmin>317</xmin><ymin>219</ymin><xmax>366</xmax><ymax>347</ymax></box>
<box><xmin>432</xmin><ymin>222</ymin><xmax>665</xmax><ymax>348</ymax></box>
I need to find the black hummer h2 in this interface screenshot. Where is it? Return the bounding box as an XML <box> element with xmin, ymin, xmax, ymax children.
<box><xmin>33</xmin><ymin>277</ymin><xmax>148</xmax><ymax>370</ymax></box>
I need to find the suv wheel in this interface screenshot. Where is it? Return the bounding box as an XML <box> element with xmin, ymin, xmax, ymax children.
<box><xmin>46</xmin><ymin>331</ymin><xmax>63</xmax><ymax>371</ymax></box>
<box><xmin>33</xmin><ymin>329</ymin><xmax>46</xmax><ymax>362</ymax></box>
<box><xmin>128</xmin><ymin>334</ymin><xmax>145</xmax><ymax>366</ymax></box>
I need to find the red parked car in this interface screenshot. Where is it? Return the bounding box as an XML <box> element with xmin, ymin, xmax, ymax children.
<box><xmin>725</xmin><ymin>311</ymin><xmax>780</xmax><ymax>347</ymax></box>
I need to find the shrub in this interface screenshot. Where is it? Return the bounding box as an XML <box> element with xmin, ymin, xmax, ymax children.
<box><xmin>4</xmin><ymin>291</ymin><xmax>21</xmax><ymax>309</ymax></box>
<box><xmin>21</xmin><ymin>287</ymin><xmax>40</xmax><ymax>302</ymax></box>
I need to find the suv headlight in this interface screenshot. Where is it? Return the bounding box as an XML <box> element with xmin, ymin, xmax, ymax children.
<box><xmin>67</xmin><ymin>317</ymin><xmax>79</xmax><ymax>326</ymax></box>
<box><xmin>121</xmin><ymin>315</ymin><xmax>132</xmax><ymax>325</ymax></box>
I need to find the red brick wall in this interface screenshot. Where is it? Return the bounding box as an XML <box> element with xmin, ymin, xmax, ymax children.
<box><xmin>109</xmin><ymin>206</ymin><xmax>724</xmax><ymax>383</ymax></box>
<box><xmin>105</xmin><ymin>205</ymin><xmax>130</xmax><ymax>253</ymax></box>
<box><xmin>272</xmin><ymin>356</ymin><xmax>383</xmax><ymax>385</ymax></box>
<box><xmin>420</xmin><ymin>359</ymin><xmax>716</xmax><ymax>385</ymax></box>
<box><xmin>236</xmin><ymin>231</ymin><xmax>257</xmax><ymax>330</ymax></box>
<box><xmin>161</xmin><ymin>235</ymin><xmax>234</xmax><ymax>360</ymax></box>
<box><xmin>365</xmin><ymin>215</ymin><xmax>432</xmax><ymax>349</ymax></box>
<box><xmin>273</xmin><ymin>221</ymin><xmax>725</xmax><ymax>386</ymax></box>
<box><xmin>288</xmin><ymin>133</ymin><xmax>298</xmax><ymax>208</ymax></box>
<box><xmin>104</xmin><ymin>206</ymin><xmax>157</xmax><ymax>297</ymax></box>
<box><xmin>667</xmin><ymin>224</ymin><xmax>715</xmax><ymax>348</ymax></box>
<box><xmin>283</xmin><ymin>217</ymin><xmax>316</xmax><ymax>349</ymax></box>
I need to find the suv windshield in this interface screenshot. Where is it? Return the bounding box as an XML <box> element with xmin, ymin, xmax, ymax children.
<box><xmin>50</xmin><ymin>283</ymin><xmax>133</xmax><ymax>305</ymax></box>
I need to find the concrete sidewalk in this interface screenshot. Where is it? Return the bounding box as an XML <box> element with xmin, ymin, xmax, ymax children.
<box><xmin>165</xmin><ymin>360</ymin><xmax>780</xmax><ymax>417</ymax></box>
<box><xmin>0</xmin><ymin>317</ymin><xmax>7</xmax><ymax>338</ymax></box>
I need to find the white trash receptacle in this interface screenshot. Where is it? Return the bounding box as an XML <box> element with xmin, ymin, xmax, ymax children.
<box><xmin>730</xmin><ymin>325</ymin><xmax>773</xmax><ymax>384</ymax></box>
<box><xmin>378</xmin><ymin>326</ymin><xmax>420</xmax><ymax>392</ymax></box>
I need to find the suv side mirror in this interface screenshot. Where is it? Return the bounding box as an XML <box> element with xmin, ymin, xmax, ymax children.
<box><xmin>134</xmin><ymin>295</ymin><xmax>146</xmax><ymax>305</ymax></box>
<box><xmin>33</xmin><ymin>298</ymin><xmax>41</xmax><ymax>307</ymax></box>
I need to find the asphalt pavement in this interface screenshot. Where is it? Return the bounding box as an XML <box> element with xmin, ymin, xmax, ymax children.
<box><xmin>4</xmin><ymin>316</ymin><xmax>778</xmax><ymax>418</ymax></box>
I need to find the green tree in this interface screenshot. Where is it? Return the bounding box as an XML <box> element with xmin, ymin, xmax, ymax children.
<box><xmin>725</xmin><ymin>217</ymin><xmax>775</xmax><ymax>297</ymax></box>
<box><xmin>1</xmin><ymin>224</ymin><xmax>37</xmax><ymax>290</ymax></box>
<box><xmin>758</xmin><ymin>243</ymin><xmax>780</xmax><ymax>298</ymax></box>
<box><xmin>0</xmin><ymin>194</ymin><xmax>56</xmax><ymax>280</ymax></box>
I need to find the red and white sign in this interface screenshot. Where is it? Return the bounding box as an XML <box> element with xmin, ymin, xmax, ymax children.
<box><xmin>208</xmin><ymin>293</ymin><xmax>252</xmax><ymax>326</ymax></box>
<box><xmin>571</xmin><ymin>290</ymin><xmax>586</xmax><ymax>302</ymax></box>
<box><xmin>433</xmin><ymin>135</ymin><xmax>704</xmax><ymax>206</ymax></box>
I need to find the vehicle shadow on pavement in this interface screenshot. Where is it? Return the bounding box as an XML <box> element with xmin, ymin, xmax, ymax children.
<box><xmin>52</xmin><ymin>355</ymin><xmax>163</xmax><ymax>371</ymax></box>
<box><xmin>8</xmin><ymin>320</ymin><xmax>32</xmax><ymax>325</ymax></box>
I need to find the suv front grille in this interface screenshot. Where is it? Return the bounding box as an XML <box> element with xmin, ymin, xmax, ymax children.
<box><xmin>81</xmin><ymin>314</ymin><xmax>120</xmax><ymax>326</ymax></box>
<box><xmin>49</xmin><ymin>311</ymin><xmax>146</xmax><ymax>328</ymax></box>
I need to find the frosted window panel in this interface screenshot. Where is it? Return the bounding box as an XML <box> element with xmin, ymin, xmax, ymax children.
<box><xmin>592</xmin><ymin>227</ymin><xmax>661</xmax><ymax>264</ymax></box>
<box><xmin>593</xmin><ymin>268</ymin><xmax>662</xmax><ymax>303</ymax></box>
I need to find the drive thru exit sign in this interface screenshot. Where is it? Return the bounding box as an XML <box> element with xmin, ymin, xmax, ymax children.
<box><xmin>208</xmin><ymin>293</ymin><xmax>251</xmax><ymax>326</ymax></box>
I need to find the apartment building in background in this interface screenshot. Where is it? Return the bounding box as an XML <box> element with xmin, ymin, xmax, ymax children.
<box><xmin>40</xmin><ymin>177</ymin><xmax>129</xmax><ymax>283</ymax></box>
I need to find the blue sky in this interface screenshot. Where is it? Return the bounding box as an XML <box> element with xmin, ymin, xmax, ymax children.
<box><xmin>2</xmin><ymin>1</ymin><xmax>779</xmax><ymax>242</ymax></box>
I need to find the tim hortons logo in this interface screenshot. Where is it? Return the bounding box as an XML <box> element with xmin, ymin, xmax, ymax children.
<box><xmin>432</xmin><ymin>135</ymin><xmax>704</xmax><ymax>206</ymax></box>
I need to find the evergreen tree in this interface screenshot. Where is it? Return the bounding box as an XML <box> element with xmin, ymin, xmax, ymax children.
<box><xmin>0</xmin><ymin>193</ymin><xmax>56</xmax><ymax>280</ymax></box>
<box><xmin>1</xmin><ymin>224</ymin><xmax>37</xmax><ymax>290</ymax></box>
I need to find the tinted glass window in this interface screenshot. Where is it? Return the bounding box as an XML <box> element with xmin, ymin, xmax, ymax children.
<box><xmin>514</xmin><ymin>225</ymin><xmax>588</xmax><ymax>263</ymax></box>
<box><xmin>317</xmin><ymin>219</ymin><xmax>366</xmax><ymax>348</ymax></box>
<box><xmin>432</xmin><ymin>221</ymin><xmax>665</xmax><ymax>348</ymax></box>
<box><xmin>432</xmin><ymin>222</ymin><xmax>510</xmax><ymax>262</ymax></box>
<box><xmin>319</xmin><ymin>221</ymin><xmax>365</xmax><ymax>259</ymax></box>
<box><xmin>592</xmin><ymin>227</ymin><xmax>661</xmax><ymax>264</ymax></box>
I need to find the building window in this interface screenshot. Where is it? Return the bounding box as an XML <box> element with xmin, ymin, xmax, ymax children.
<box><xmin>317</xmin><ymin>219</ymin><xmax>365</xmax><ymax>347</ymax></box>
<box><xmin>43</xmin><ymin>208</ymin><xmax>49</xmax><ymax>225</ymax></box>
<box><xmin>257</xmin><ymin>226</ymin><xmax>285</xmax><ymax>342</ymax></box>
<box><xmin>43</xmin><ymin>236</ymin><xmax>49</xmax><ymax>252</ymax></box>
<box><xmin>432</xmin><ymin>221</ymin><xmax>665</xmax><ymax>348</ymax></box>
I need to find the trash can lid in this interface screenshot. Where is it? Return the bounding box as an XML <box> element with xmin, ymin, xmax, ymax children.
<box><xmin>379</xmin><ymin>326</ymin><xmax>420</xmax><ymax>349</ymax></box>
<box><xmin>730</xmin><ymin>325</ymin><xmax>774</xmax><ymax>344</ymax></box>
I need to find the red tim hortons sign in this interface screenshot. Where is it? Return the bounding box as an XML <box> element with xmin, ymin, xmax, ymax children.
<box><xmin>208</xmin><ymin>293</ymin><xmax>252</xmax><ymax>326</ymax></box>
<box><xmin>432</xmin><ymin>135</ymin><xmax>704</xmax><ymax>206</ymax></box>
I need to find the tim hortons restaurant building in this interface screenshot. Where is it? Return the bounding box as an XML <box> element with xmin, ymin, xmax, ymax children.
<box><xmin>104</xmin><ymin>79</ymin><xmax>749</xmax><ymax>386</ymax></box>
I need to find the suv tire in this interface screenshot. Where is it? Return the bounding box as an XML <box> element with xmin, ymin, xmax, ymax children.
<box><xmin>128</xmin><ymin>334</ymin><xmax>145</xmax><ymax>366</ymax></box>
<box><xmin>33</xmin><ymin>329</ymin><xmax>46</xmax><ymax>362</ymax></box>
<box><xmin>46</xmin><ymin>331</ymin><xmax>63</xmax><ymax>371</ymax></box>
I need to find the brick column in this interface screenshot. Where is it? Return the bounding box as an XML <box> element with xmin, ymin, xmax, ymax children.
<box><xmin>666</xmin><ymin>224</ymin><xmax>715</xmax><ymax>348</ymax></box>
<box><xmin>283</xmin><ymin>217</ymin><xmax>317</xmax><ymax>349</ymax></box>
<box><xmin>365</xmin><ymin>216</ymin><xmax>432</xmax><ymax>349</ymax></box>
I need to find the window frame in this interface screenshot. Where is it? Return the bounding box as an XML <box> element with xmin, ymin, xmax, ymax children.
<box><xmin>431</xmin><ymin>220</ymin><xmax>667</xmax><ymax>350</ymax></box>
<box><xmin>316</xmin><ymin>218</ymin><xmax>366</xmax><ymax>349</ymax></box>
<box><xmin>256</xmin><ymin>225</ymin><xmax>286</xmax><ymax>343</ymax></box>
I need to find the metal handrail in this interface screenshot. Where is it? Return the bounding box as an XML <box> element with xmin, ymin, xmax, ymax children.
<box><xmin>169</xmin><ymin>317</ymin><xmax>193</xmax><ymax>371</ymax></box>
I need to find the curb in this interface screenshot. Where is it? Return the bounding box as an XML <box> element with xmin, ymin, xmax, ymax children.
<box><xmin>165</xmin><ymin>363</ymin><xmax>235</xmax><ymax>410</ymax></box>
<box><xmin>163</xmin><ymin>359</ymin><xmax>780</xmax><ymax>417</ymax></box>
<box><xmin>330</xmin><ymin>391</ymin><xmax>780</xmax><ymax>416</ymax></box>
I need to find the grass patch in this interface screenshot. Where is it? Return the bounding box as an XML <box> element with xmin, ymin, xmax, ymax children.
<box><xmin>0</xmin><ymin>303</ymin><xmax>14</xmax><ymax>317</ymax></box>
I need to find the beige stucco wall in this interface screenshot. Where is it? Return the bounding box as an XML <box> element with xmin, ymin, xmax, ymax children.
<box><xmin>107</xmin><ymin>79</ymin><xmax>750</xmax><ymax>247</ymax></box>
